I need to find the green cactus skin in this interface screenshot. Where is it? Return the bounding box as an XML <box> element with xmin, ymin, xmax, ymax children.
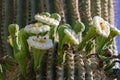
<box><xmin>0</xmin><ymin>0</ymin><xmax>4</xmax><ymax>56</ymax></box>
<box><xmin>39</xmin><ymin>0</ymin><xmax>47</xmax><ymax>12</ymax></box>
<box><xmin>79</xmin><ymin>0</ymin><xmax>92</xmax><ymax>31</ymax></box>
<box><xmin>46</xmin><ymin>0</ymin><xmax>66</xmax><ymax>24</ymax></box>
<box><xmin>2</xmin><ymin>0</ymin><xmax>15</xmax><ymax>56</ymax></box>
<box><xmin>89</xmin><ymin>57</ymin><xmax>101</xmax><ymax>80</ymax></box>
<box><xmin>93</xmin><ymin>71</ymin><xmax>101</xmax><ymax>80</ymax></box>
<box><xmin>32</xmin><ymin>48</ymin><xmax>46</xmax><ymax>72</ymax></box>
<box><xmin>64</xmin><ymin>0</ymin><xmax>80</xmax><ymax>27</ymax></box>
<box><xmin>56</xmin><ymin>64</ymin><xmax>64</xmax><ymax>80</ymax></box>
<box><xmin>101</xmin><ymin>0</ymin><xmax>108</xmax><ymax>21</ymax></box>
<box><xmin>52</xmin><ymin>42</ymin><xmax>58</xmax><ymax>80</ymax></box>
<box><xmin>108</xmin><ymin>0</ymin><xmax>115</xmax><ymax>25</ymax></box>
<box><xmin>46</xmin><ymin>49</ymin><xmax>53</xmax><ymax>80</ymax></box>
<box><xmin>91</xmin><ymin>0</ymin><xmax>101</xmax><ymax>16</ymax></box>
<box><xmin>26</xmin><ymin>0</ymin><xmax>31</xmax><ymax>24</ymax></box>
<box><xmin>64</xmin><ymin>50</ymin><xmax>74</xmax><ymax>80</ymax></box>
<box><xmin>16</xmin><ymin>0</ymin><xmax>27</xmax><ymax>28</ymax></box>
<box><xmin>27</xmin><ymin>58</ymin><xmax>36</xmax><ymax>80</ymax></box>
<box><xmin>31</xmin><ymin>0</ymin><xmax>41</xmax><ymax>21</ymax></box>
<box><xmin>58</xmin><ymin>0</ymin><xmax>66</xmax><ymax>24</ymax></box>
<box><xmin>49</xmin><ymin>0</ymin><xmax>58</xmax><ymax>13</ymax></box>
<box><xmin>83</xmin><ymin>59</ymin><xmax>93</xmax><ymax>80</ymax></box>
<box><xmin>74</xmin><ymin>54</ymin><xmax>85</xmax><ymax>80</ymax></box>
<box><xmin>8</xmin><ymin>24</ymin><xmax>31</xmax><ymax>79</ymax></box>
<box><xmin>38</xmin><ymin>52</ymin><xmax>48</xmax><ymax>80</ymax></box>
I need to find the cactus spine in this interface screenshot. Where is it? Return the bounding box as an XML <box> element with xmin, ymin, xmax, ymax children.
<box><xmin>91</xmin><ymin>0</ymin><xmax>101</xmax><ymax>16</ymax></box>
<box><xmin>64</xmin><ymin>0</ymin><xmax>80</xmax><ymax>27</ymax></box>
<box><xmin>101</xmin><ymin>0</ymin><xmax>108</xmax><ymax>21</ymax></box>
<box><xmin>79</xmin><ymin>0</ymin><xmax>92</xmax><ymax>28</ymax></box>
<box><xmin>64</xmin><ymin>50</ymin><xmax>74</xmax><ymax>80</ymax></box>
<box><xmin>84</xmin><ymin>59</ymin><xmax>94</xmax><ymax>80</ymax></box>
<box><xmin>46</xmin><ymin>49</ymin><xmax>53</xmax><ymax>80</ymax></box>
<box><xmin>74</xmin><ymin>54</ymin><xmax>85</xmax><ymax>80</ymax></box>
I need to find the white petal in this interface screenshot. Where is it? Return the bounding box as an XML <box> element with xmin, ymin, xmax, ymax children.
<box><xmin>64</xmin><ymin>29</ymin><xmax>79</xmax><ymax>44</ymax></box>
<box><xmin>93</xmin><ymin>16</ymin><xmax>110</xmax><ymax>37</ymax></box>
<box><xmin>35</xmin><ymin>14</ymin><xmax>60</xmax><ymax>26</ymax></box>
<box><xmin>27</xmin><ymin>36</ymin><xmax>53</xmax><ymax>50</ymax></box>
<box><xmin>24</xmin><ymin>24</ymin><xmax>50</xmax><ymax>34</ymax></box>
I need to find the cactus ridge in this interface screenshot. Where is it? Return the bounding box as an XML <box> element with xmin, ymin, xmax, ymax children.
<box><xmin>74</xmin><ymin>54</ymin><xmax>85</xmax><ymax>80</ymax></box>
<box><xmin>91</xmin><ymin>0</ymin><xmax>101</xmax><ymax>16</ymax></box>
<box><xmin>64</xmin><ymin>50</ymin><xmax>74</xmax><ymax>80</ymax></box>
<box><xmin>46</xmin><ymin>49</ymin><xmax>53</xmax><ymax>80</ymax></box>
<box><xmin>79</xmin><ymin>0</ymin><xmax>92</xmax><ymax>35</ymax></box>
<box><xmin>101</xmin><ymin>0</ymin><xmax>109</xmax><ymax>21</ymax></box>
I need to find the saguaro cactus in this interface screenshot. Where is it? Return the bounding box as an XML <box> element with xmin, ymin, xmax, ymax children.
<box><xmin>0</xmin><ymin>0</ymin><xmax>119</xmax><ymax>80</ymax></box>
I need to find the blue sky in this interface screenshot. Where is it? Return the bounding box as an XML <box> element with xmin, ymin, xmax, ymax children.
<box><xmin>116</xmin><ymin>0</ymin><xmax>120</xmax><ymax>53</ymax></box>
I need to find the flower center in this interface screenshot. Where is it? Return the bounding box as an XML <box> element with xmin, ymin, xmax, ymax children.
<box><xmin>32</xmin><ymin>23</ymin><xmax>42</xmax><ymax>28</ymax></box>
<box><xmin>43</xmin><ymin>15</ymin><xmax>46</xmax><ymax>18</ymax></box>
<box><xmin>100</xmin><ymin>22</ymin><xmax>106</xmax><ymax>31</ymax></box>
<box><xmin>34</xmin><ymin>38</ymin><xmax>47</xmax><ymax>43</ymax></box>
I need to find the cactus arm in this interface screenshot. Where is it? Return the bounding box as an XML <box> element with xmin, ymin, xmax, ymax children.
<box><xmin>8</xmin><ymin>24</ymin><xmax>20</xmax><ymax>54</ymax></box>
<box><xmin>39</xmin><ymin>0</ymin><xmax>47</xmax><ymax>12</ymax></box>
<box><xmin>64</xmin><ymin>51</ymin><xmax>74</xmax><ymax>80</ymax></box>
<box><xmin>0</xmin><ymin>0</ymin><xmax>3</xmax><ymax>55</ymax></box>
<box><xmin>48</xmin><ymin>0</ymin><xmax>66</xmax><ymax>24</ymax></box>
<box><xmin>74</xmin><ymin>54</ymin><xmax>85</xmax><ymax>80</ymax></box>
<box><xmin>91</xmin><ymin>0</ymin><xmax>101</xmax><ymax>16</ymax></box>
<box><xmin>84</xmin><ymin>59</ymin><xmax>94</xmax><ymax>80</ymax></box>
<box><xmin>2</xmin><ymin>0</ymin><xmax>15</xmax><ymax>56</ymax></box>
<box><xmin>108</xmin><ymin>0</ymin><xmax>114</xmax><ymax>25</ymax></box>
<box><xmin>101</xmin><ymin>0</ymin><xmax>108</xmax><ymax>21</ymax></box>
<box><xmin>57</xmin><ymin>0</ymin><xmax>66</xmax><ymax>24</ymax></box>
<box><xmin>80</xmin><ymin>0</ymin><xmax>92</xmax><ymax>31</ymax></box>
<box><xmin>16</xmin><ymin>0</ymin><xmax>27</xmax><ymax>27</ymax></box>
<box><xmin>8</xmin><ymin>24</ymin><xmax>28</xmax><ymax>79</ymax></box>
<box><xmin>31</xmin><ymin>0</ymin><xmax>41</xmax><ymax>21</ymax></box>
<box><xmin>64</xmin><ymin>0</ymin><xmax>80</xmax><ymax>27</ymax></box>
<box><xmin>46</xmin><ymin>49</ymin><xmax>53</xmax><ymax>80</ymax></box>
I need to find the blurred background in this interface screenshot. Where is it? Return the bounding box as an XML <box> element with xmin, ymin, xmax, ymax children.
<box><xmin>115</xmin><ymin>0</ymin><xmax>120</xmax><ymax>53</ymax></box>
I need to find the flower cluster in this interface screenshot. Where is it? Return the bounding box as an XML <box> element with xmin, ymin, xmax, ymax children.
<box><xmin>8</xmin><ymin>12</ymin><xmax>120</xmax><ymax>78</ymax></box>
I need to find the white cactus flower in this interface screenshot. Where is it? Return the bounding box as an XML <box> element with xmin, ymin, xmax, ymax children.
<box><xmin>35</xmin><ymin>14</ymin><xmax>59</xmax><ymax>26</ymax></box>
<box><xmin>64</xmin><ymin>29</ymin><xmax>79</xmax><ymax>45</ymax></box>
<box><xmin>108</xmin><ymin>24</ymin><xmax>120</xmax><ymax>37</ymax></box>
<box><xmin>24</xmin><ymin>23</ymin><xmax>50</xmax><ymax>34</ymax></box>
<box><xmin>93</xmin><ymin>16</ymin><xmax>110</xmax><ymax>37</ymax></box>
<box><xmin>27</xmin><ymin>36</ymin><xmax>53</xmax><ymax>50</ymax></box>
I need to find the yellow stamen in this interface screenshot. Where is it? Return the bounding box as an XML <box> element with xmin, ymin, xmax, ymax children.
<box><xmin>43</xmin><ymin>15</ymin><xmax>46</xmax><ymax>18</ymax></box>
<box><xmin>100</xmin><ymin>22</ymin><xmax>106</xmax><ymax>30</ymax></box>
<box><xmin>32</xmin><ymin>23</ymin><xmax>42</xmax><ymax>28</ymax></box>
<box><xmin>34</xmin><ymin>38</ymin><xmax>47</xmax><ymax>43</ymax></box>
